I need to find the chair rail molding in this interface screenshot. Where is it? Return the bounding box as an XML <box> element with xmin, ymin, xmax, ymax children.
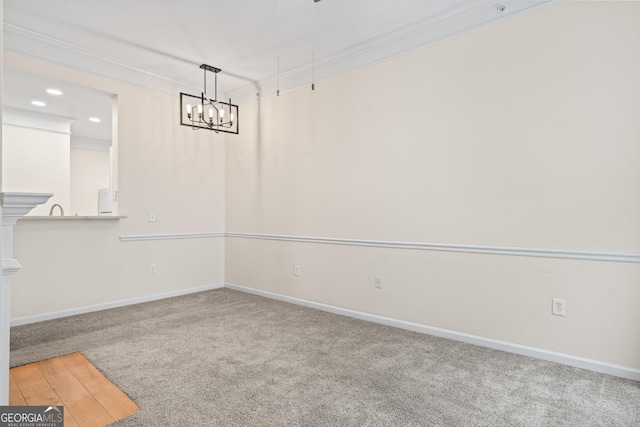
<box><xmin>225</xmin><ymin>232</ymin><xmax>640</xmax><ymax>264</ymax></box>
<box><xmin>119</xmin><ymin>232</ymin><xmax>225</xmax><ymax>242</ymax></box>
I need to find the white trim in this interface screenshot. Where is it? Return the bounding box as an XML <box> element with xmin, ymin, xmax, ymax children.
<box><xmin>225</xmin><ymin>282</ymin><xmax>640</xmax><ymax>382</ymax></box>
<box><xmin>20</xmin><ymin>216</ymin><xmax>126</xmax><ymax>223</ymax></box>
<box><xmin>2</xmin><ymin>107</ymin><xmax>74</xmax><ymax>135</ymax></box>
<box><xmin>10</xmin><ymin>283</ymin><xmax>224</xmax><ymax>327</ymax></box>
<box><xmin>115</xmin><ymin>230</ymin><xmax>640</xmax><ymax>263</ymax></box>
<box><xmin>71</xmin><ymin>135</ymin><xmax>111</xmax><ymax>152</ymax></box>
<box><xmin>121</xmin><ymin>231</ymin><xmax>640</xmax><ymax>263</ymax></box>
<box><xmin>119</xmin><ymin>232</ymin><xmax>224</xmax><ymax>242</ymax></box>
<box><xmin>2</xmin><ymin>193</ymin><xmax>54</xmax><ymax>226</ymax></box>
<box><xmin>9</xmin><ymin>280</ymin><xmax>638</xmax><ymax>380</ymax></box>
<box><xmin>3</xmin><ymin>24</ymin><xmax>201</xmax><ymax>97</ymax></box>
<box><xmin>1</xmin><ymin>259</ymin><xmax>21</xmax><ymax>276</ymax></box>
<box><xmin>231</xmin><ymin>1</ymin><xmax>556</xmax><ymax>102</ymax></box>
<box><xmin>4</xmin><ymin>2</ymin><xmax>554</xmax><ymax>104</ymax></box>
<box><xmin>225</xmin><ymin>232</ymin><xmax>640</xmax><ymax>264</ymax></box>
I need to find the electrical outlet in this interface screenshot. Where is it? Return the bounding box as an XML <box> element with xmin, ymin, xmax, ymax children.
<box><xmin>293</xmin><ymin>265</ymin><xmax>300</xmax><ymax>276</ymax></box>
<box><xmin>375</xmin><ymin>277</ymin><xmax>383</xmax><ymax>289</ymax></box>
<box><xmin>149</xmin><ymin>263</ymin><xmax>157</xmax><ymax>274</ymax></box>
<box><xmin>552</xmin><ymin>298</ymin><xmax>566</xmax><ymax>316</ymax></box>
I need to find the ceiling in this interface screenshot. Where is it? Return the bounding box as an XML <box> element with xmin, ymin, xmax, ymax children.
<box><xmin>2</xmin><ymin>0</ymin><xmax>553</xmax><ymax>139</ymax></box>
<box><xmin>3</xmin><ymin>68</ymin><xmax>113</xmax><ymax>144</ymax></box>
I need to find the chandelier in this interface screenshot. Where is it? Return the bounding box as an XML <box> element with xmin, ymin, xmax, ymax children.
<box><xmin>180</xmin><ymin>64</ymin><xmax>239</xmax><ymax>134</ymax></box>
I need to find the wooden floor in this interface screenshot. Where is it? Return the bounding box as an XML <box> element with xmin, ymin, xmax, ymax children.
<box><xmin>10</xmin><ymin>352</ymin><xmax>140</xmax><ymax>427</ymax></box>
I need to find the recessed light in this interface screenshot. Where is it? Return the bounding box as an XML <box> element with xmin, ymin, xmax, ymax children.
<box><xmin>31</xmin><ymin>101</ymin><xmax>46</xmax><ymax>107</ymax></box>
<box><xmin>89</xmin><ymin>117</ymin><xmax>101</xmax><ymax>123</ymax></box>
<box><xmin>46</xmin><ymin>89</ymin><xmax>63</xmax><ymax>96</ymax></box>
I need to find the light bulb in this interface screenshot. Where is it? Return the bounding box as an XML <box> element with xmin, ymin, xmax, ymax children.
<box><xmin>220</xmin><ymin>108</ymin><xmax>225</xmax><ymax>118</ymax></box>
<box><xmin>186</xmin><ymin>104</ymin><xmax>192</xmax><ymax>115</ymax></box>
<box><xmin>208</xmin><ymin>108</ymin><xmax>214</xmax><ymax>119</ymax></box>
<box><xmin>230</xmin><ymin>112</ymin><xmax>234</xmax><ymax>122</ymax></box>
<box><xmin>197</xmin><ymin>104</ymin><xmax>203</xmax><ymax>114</ymax></box>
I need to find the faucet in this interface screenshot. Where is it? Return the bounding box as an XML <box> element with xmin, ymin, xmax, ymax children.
<box><xmin>49</xmin><ymin>204</ymin><xmax>64</xmax><ymax>216</ymax></box>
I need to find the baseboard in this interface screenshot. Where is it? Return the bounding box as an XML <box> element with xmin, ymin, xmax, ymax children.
<box><xmin>225</xmin><ymin>282</ymin><xmax>640</xmax><ymax>382</ymax></box>
<box><xmin>10</xmin><ymin>281</ymin><xmax>639</xmax><ymax>381</ymax></box>
<box><xmin>10</xmin><ymin>283</ymin><xmax>225</xmax><ymax>327</ymax></box>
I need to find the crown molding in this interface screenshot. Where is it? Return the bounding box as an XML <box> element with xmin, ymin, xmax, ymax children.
<box><xmin>3</xmin><ymin>107</ymin><xmax>75</xmax><ymax>135</ymax></box>
<box><xmin>70</xmin><ymin>135</ymin><xmax>112</xmax><ymax>152</ymax></box>
<box><xmin>228</xmin><ymin>0</ymin><xmax>556</xmax><ymax>103</ymax></box>
<box><xmin>3</xmin><ymin>24</ymin><xmax>201</xmax><ymax>96</ymax></box>
<box><xmin>3</xmin><ymin>1</ymin><xmax>554</xmax><ymax>105</ymax></box>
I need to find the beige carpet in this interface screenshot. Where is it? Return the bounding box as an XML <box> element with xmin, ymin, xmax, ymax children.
<box><xmin>10</xmin><ymin>289</ymin><xmax>640</xmax><ymax>426</ymax></box>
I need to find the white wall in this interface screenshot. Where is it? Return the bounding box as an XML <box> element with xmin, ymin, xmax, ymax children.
<box><xmin>226</xmin><ymin>2</ymin><xmax>640</xmax><ymax>370</ymax></box>
<box><xmin>5</xmin><ymin>1</ymin><xmax>639</xmax><ymax>377</ymax></box>
<box><xmin>7</xmin><ymin>51</ymin><xmax>226</xmax><ymax>320</ymax></box>
<box><xmin>2</xmin><ymin>125</ymin><xmax>71</xmax><ymax>216</ymax></box>
<box><xmin>70</xmin><ymin>147</ymin><xmax>110</xmax><ymax>216</ymax></box>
